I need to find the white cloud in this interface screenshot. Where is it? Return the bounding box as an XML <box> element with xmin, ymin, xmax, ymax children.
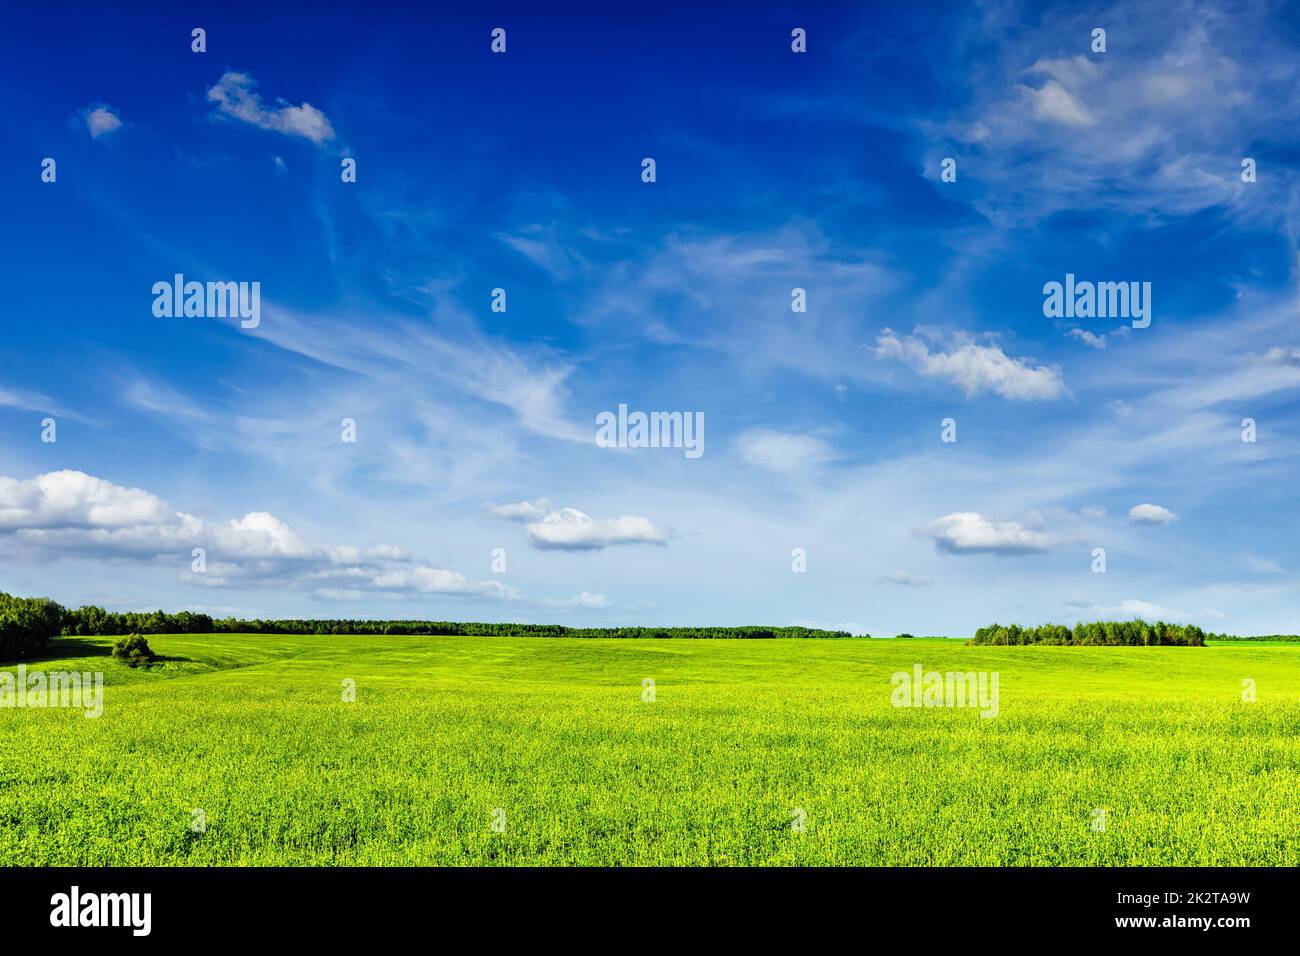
<box><xmin>734</xmin><ymin>428</ymin><xmax>833</xmax><ymax>476</ymax></box>
<box><xmin>487</xmin><ymin>498</ymin><xmax>553</xmax><ymax>521</ymax></box>
<box><xmin>0</xmin><ymin>470</ymin><xmax>512</xmax><ymax>600</ymax></box>
<box><xmin>206</xmin><ymin>72</ymin><xmax>334</xmax><ymax>144</ymax></box>
<box><xmin>1019</xmin><ymin>77</ymin><xmax>1095</xmax><ymax>127</ymax></box>
<box><xmin>542</xmin><ymin>591</ymin><xmax>610</xmax><ymax>609</ymax></box>
<box><xmin>1067</xmin><ymin>329</ymin><xmax>1107</xmax><ymax>349</ymax></box>
<box><xmin>926</xmin><ymin>511</ymin><xmax>1058</xmax><ymax>555</ymax></box>
<box><xmin>1080</xmin><ymin>505</ymin><xmax>1106</xmax><ymax>519</ymax></box>
<box><xmin>0</xmin><ymin>471</ymin><xmax>173</xmax><ymax>530</ymax></box>
<box><xmin>488</xmin><ymin>498</ymin><xmax>666</xmax><ymax>551</ymax></box>
<box><xmin>875</xmin><ymin>329</ymin><xmax>1065</xmax><ymax>400</ymax></box>
<box><xmin>1260</xmin><ymin>346</ymin><xmax>1300</xmax><ymax>367</ymax></box>
<box><xmin>363</xmin><ymin>567</ymin><xmax>515</xmax><ymax>599</ymax></box>
<box><xmin>1129</xmin><ymin>503</ymin><xmax>1178</xmax><ymax>525</ymax></box>
<box><xmin>523</xmin><ymin>507</ymin><xmax>666</xmax><ymax>551</ymax></box>
<box><xmin>81</xmin><ymin>105</ymin><xmax>122</xmax><ymax>138</ymax></box>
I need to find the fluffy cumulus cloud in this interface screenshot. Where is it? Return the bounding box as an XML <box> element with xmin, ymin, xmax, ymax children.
<box><xmin>488</xmin><ymin>499</ymin><xmax>666</xmax><ymax>551</ymax></box>
<box><xmin>1129</xmin><ymin>502</ymin><xmax>1178</xmax><ymax>525</ymax></box>
<box><xmin>926</xmin><ymin>511</ymin><xmax>1058</xmax><ymax>555</ymax></box>
<box><xmin>0</xmin><ymin>471</ymin><xmax>174</xmax><ymax>531</ymax></box>
<box><xmin>206</xmin><ymin>71</ymin><xmax>335</xmax><ymax>143</ymax></box>
<box><xmin>526</xmin><ymin>509</ymin><xmax>665</xmax><ymax>551</ymax></box>
<box><xmin>0</xmin><ymin>471</ymin><xmax>512</xmax><ymax>600</ymax></box>
<box><xmin>80</xmin><ymin>104</ymin><xmax>122</xmax><ymax>138</ymax></box>
<box><xmin>875</xmin><ymin>329</ymin><xmax>1065</xmax><ymax>400</ymax></box>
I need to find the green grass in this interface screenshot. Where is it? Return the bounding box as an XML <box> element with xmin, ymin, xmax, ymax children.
<box><xmin>1</xmin><ymin>633</ymin><xmax>1296</xmax><ymax>866</ymax></box>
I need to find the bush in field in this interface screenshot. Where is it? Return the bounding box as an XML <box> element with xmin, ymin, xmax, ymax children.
<box><xmin>112</xmin><ymin>634</ymin><xmax>157</xmax><ymax>668</ymax></box>
<box><xmin>0</xmin><ymin>592</ymin><xmax>65</xmax><ymax>660</ymax></box>
<box><xmin>969</xmin><ymin>620</ymin><xmax>1205</xmax><ymax>647</ymax></box>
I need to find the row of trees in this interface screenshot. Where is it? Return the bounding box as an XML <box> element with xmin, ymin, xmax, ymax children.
<box><xmin>969</xmin><ymin>620</ymin><xmax>1207</xmax><ymax>646</ymax></box>
<box><xmin>33</xmin><ymin>597</ymin><xmax>857</xmax><ymax>643</ymax></box>
<box><xmin>65</xmin><ymin>611</ymin><xmax>853</xmax><ymax>640</ymax></box>
<box><xmin>1204</xmin><ymin>633</ymin><xmax>1300</xmax><ymax>642</ymax></box>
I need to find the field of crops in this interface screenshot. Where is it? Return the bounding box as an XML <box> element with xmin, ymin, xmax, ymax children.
<box><xmin>0</xmin><ymin>634</ymin><xmax>1295</xmax><ymax>866</ymax></box>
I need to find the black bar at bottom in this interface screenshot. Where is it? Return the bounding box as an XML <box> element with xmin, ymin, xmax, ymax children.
<box><xmin>0</xmin><ymin>866</ymin><xmax>1290</xmax><ymax>942</ymax></box>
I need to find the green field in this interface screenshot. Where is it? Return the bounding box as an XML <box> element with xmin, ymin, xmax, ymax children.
<box><xmin>1</xmin><ymin>633</ymin><xmax>1296</xmax><ymax>866</ymax></box>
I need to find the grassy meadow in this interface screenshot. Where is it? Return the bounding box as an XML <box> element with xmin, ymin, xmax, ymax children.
<box><xmin>0</xmin><ymin>633</ymin><xmax>1296</xmax><ymax>866</ymax></box>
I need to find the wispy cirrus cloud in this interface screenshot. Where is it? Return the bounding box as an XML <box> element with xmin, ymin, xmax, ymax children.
<box><xmin>249</xmin><ymin>300</ymin><xmax>588</xmax><ymax>444</ymax></box>
<box><xmin>0</xmin><ymin>384</ymin><xmax>96</xmax><ymax>424</ymax></box>
<box><xmin>924</xmin><ymin>0</ymin><xmax>1300</xmax><ymax>225</ymax></box>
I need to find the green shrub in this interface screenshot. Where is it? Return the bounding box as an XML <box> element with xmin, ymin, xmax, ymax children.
<box><xmin>112</xmin><ymin>634</ymin><xmax>157</xmax><ymax>668</ymax></box>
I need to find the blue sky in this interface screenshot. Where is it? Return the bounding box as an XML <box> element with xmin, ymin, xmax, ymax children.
<box><xmin>4</xmin><ymin>1</ymin><xmax>1300</xmax><ymax>635</ymax></box>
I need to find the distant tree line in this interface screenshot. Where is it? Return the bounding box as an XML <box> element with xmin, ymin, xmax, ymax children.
<box><xmin>0</xmin><ymin>595</ymin><xmax>854</xmax><ymax>651</ymax></box>
<box><xmin>968</xmin><ymin>620</ymin><xmax>1207</xmax><ymax>646</ymax></box>
<box><xmin>1203</xmin><ymin>633</ymin><xmax>1300</xmax><ymax>642</ymax></box>
<box><xmin>59</xmin><ymin>606</ymin><xmax>854</xmax><ymax>640</ymax></box>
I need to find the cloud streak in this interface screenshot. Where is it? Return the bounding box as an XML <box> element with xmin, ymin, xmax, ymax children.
<box><xmin>207</xmin><ymin>72</ymin><xmax>335</xmax><ymax>144</ymax></box>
